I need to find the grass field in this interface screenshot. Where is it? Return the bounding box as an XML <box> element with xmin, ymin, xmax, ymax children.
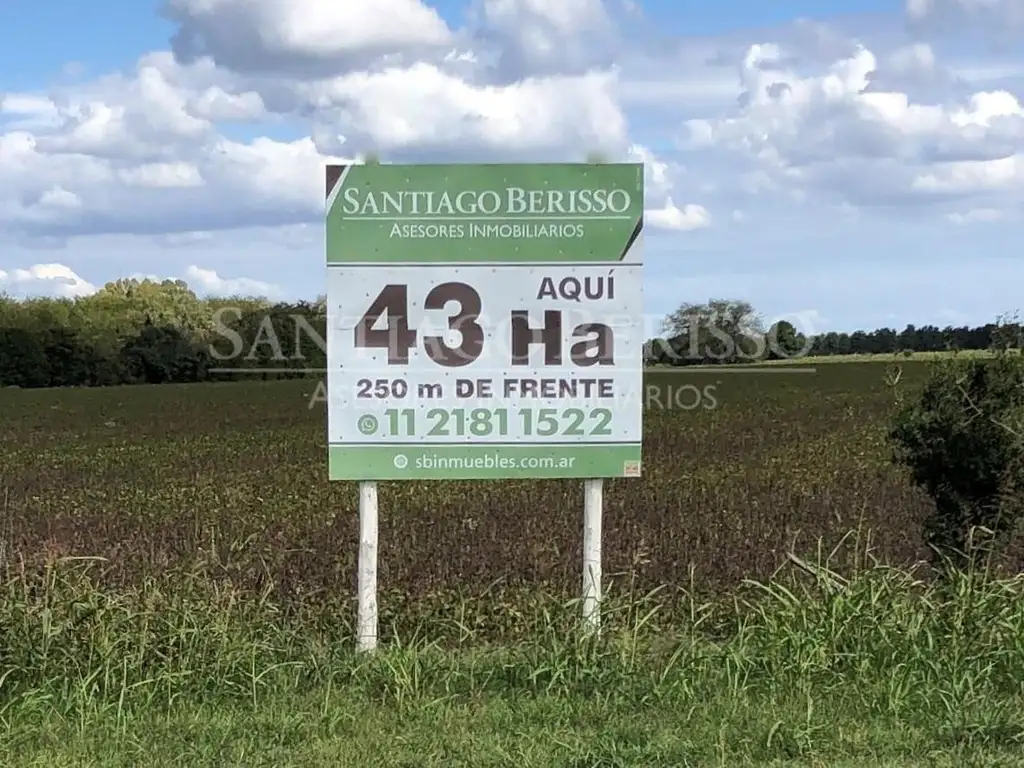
<box><xmin>755</xmin><ymin>350</ymin><xmax>999</xmax><ymax>365</ymax></box>
<box><xmin>648</xmin><ymin>349</ymin><xmax>999</xmax><ymax>368</ymax></box>
<box><xmin>2</xmin><ymin>361</ymin><xmax>1024</xmax><ymax>765</ymax></box>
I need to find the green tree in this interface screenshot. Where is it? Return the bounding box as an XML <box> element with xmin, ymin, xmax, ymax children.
<box><xmin>766</xmin><ymin>320</ymin><xmax>805</xmax><ymax>360</ymax></box>
<box><xmin>643</xmin><ymin>337</ymin><xmax>676</xmax><ymax>366</ymax></box>
<box><xmin>661</xmin><ymin>299</ymin><xmax>765</xmax><ymax>365</ymax></box>
<box><xmin>119</xmin><ymin>324</ymin><xmax>209</xmax><ymax>384</ymax></box>
<box><xmin>40</xmin><ymin>327</ymin><xmax>105</xmax><ymax>386</ymax></box>
<box><xmin>79</xmin><ymin>278</ymin><xmax>212</xmax><ymax>343</ymax></box>
<box><xmin>991</xmin><ymin>311</ymin><xmax>1023</xmax><ymax>351</ymax></box>
<box><xmin>0</xmin><ymin>327</ymin><xmax>50</xmax><ymax>387</ymax></box>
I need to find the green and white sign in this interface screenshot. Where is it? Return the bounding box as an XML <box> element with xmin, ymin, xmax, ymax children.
<box><xmin>325</xmin><ymin>163</ymin><xmax>644</xmax><ymax>480</ymax></box>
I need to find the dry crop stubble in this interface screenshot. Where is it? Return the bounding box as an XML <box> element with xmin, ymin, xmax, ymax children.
<box><xmin>0</xmin><ymin>362</ymin><xmax>950</xmax><ymax>632</ymax></box>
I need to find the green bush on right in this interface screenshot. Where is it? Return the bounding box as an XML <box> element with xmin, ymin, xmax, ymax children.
<box><xmin>889</xmin><ymin>344</ymin><xmax>1024</xmax><ymax>568</ymax></box>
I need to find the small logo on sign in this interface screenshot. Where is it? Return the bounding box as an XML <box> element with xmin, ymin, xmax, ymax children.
<box><xmin>623</xmin><ymin>460</ymin><xmax>641</xmax><ymax>477</ymax></box>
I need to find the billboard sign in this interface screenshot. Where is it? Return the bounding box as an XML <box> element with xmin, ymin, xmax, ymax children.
<box><xmin>325</xmin><ymin>163</ymin><xmax>644</xmax><ymax>480</ymax></box>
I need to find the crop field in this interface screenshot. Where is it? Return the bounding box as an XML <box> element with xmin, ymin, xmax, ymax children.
<box><xmin>1</xmin><ymin>362</ymin><xmax>941</xmax><ymax>601</ymax></box>
<box><xmin>2</xmin><ymin>361</ymin><xmax>1024</xmax><ymax>765</ymax></box>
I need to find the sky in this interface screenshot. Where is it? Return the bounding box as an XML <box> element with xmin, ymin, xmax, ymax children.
<box><xmin>0</xmin><ymin>0</ymin><xmax>1022</xmax><ymax>334</ymax></box>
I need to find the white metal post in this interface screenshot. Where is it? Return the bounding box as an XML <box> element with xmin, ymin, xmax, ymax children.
<box><xmin>357</xmin><ymin>481</ymin><xmax>379</xmax><ymax>652</ymax></box>
<box><xmin>582</xmin><ymin>478</ymin><xmax>603</xmax><ymax>633</ymax></box>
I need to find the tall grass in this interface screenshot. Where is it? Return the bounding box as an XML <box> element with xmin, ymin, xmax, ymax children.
<box><xmin>1</xmin><ymin>535</ymin><xmax>1022</xmax><ymax>764</ymax></box>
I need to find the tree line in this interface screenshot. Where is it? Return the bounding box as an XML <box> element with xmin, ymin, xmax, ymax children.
<box><xmin>0</xmin><ymin>279</ymin><xmax>327</xmax><ymax>388</ymax></box>
<box><xmin>0</xmin><ymin>284</ymin><xmax>1016</xmax><ymax>388</ymax></box>
<box><xmin>645</xmin><ymin>299</ymin><xmax>1016</xmax><ymax>366</ymax></box>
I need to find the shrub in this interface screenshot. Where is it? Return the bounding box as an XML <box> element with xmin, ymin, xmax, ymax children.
<box><xmin>889</xmin><ymin>351</ymin><xmax>1024</xmax><ymax>566</ymax></box>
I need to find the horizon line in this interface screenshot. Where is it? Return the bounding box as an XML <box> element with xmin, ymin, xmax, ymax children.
<box><xmin>208</xmin><ymin>367</ymin><xmax>819</xmax><ymax>375</ymax></box>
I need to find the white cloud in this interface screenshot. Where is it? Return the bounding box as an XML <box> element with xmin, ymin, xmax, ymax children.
<box><xmin>684</xmin><ymin>42</ymin><xmax>1024</xmax><ymax>208</ymax></box>
<box><xmin>154</xmin><ymin>231</ymin><xmax>215</xmax><ymax>247</ymax></box>
<box><xmin>186</xmin><ymin>87</ymin><xmax>267</xmax><ymax>121</ymax></box>
<box><xmin>302</xmin><ymin>64</ymin><xmax>627</xmax><ymax>157</ymax></box>
<box><xmin>1</xmin><ymin>123</ymin><xmax>352</xmax><ymax>236</ymax></box>
<box><xmin>119</xmin><ymin>162</ymin><xmax>204</xmax><ymax>188</ymax></box>
<box><xmin>470</xmin><ymin>0</ymin><xmax>618</xmax><ymax>76</ymax></box>
<box><xmin>38</xmin><ymin>58</ymin><xmax>214</xmax><ymax>161</ymax></box>
<box><xmin>184</xmin><ymin>265</ymin><xmax>279</xmax><ymax>297</ymax></box>
<box><xmin>907</xmin><ymin>0</ymin><xmax>933</xmax><ymax>18</ymax></box>
<box><xmin>0</xmin><ymin>43</ymin><xmax>635</xmax><ymax>238</ymax></box>
<box><xmin>164</xmin><ymin>0</ymin><xmax>453</xmax><ymax>73</ymax></box>
<box><xmin>908</xmin><ymin>0</ymin><xmax>1024</xmax><ymax>25</ymax></box>
<box><xmin>0</xmin><ymin>94</ymin><xmax>59</xmax><ymax>131</ymax></box>
<box><xmin>0</xmin><ymin>263</ymin><xmax>97</xmax><ymax>298</ymax></box>
<box><xmin>906</xmin><ymin>0</ymin><xmax>1024</xmax><ymax>47</ymax></box>
<box><xmin>913</xmin><ymin>154</ymin><xmax>1024</xmax><ymax>192</ymax></box>
<box><xmin>628</xmin><ymin>143</ymin><xmax>675</xmax><ymax>198</ymax></box>
<box><xmin>163</xmin><ymin>0</ymin><xmax>627</xmax><ymax>82</ymax></box>
<box><xmin>646</xmin><ymin>199</ymin><xmax>711</xmax><ymax>230</ymax></box>
<box><xmin>625</xmin><ymin>144</ymin><xmax>711</xmax><ymax>228</ymax></box>
<box><xmin>0</xmin><ymin>53</ymin><xmax>356</xmax><ymax>235</ymax></box>
<box><xmin>948</xmin><ymin>207</ymin><xmax>1004</xmax><ymax>223</ymax></box>
<box><xmin>885</xmin><ymin>43</ymin><xmax>940</xmax><ymax>81</ymax></box>
<box><xmin>38</xmin><ymin>187</ymin><xmax>81</xmax><ymax>209</ymax></box>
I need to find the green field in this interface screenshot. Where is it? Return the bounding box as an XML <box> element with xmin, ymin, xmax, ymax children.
<box><xmin>2</xmin><ymin>361</ymin><xmax>1024</xmax><ymax>765</ymax></box>
<box><xmin>755</xmin><ymin>350</ymin><xmax>1000</xmax><ymax>364</ymax></box>
<box><xmin>648</xmin><ymin>349</ymin><xmax>999</xmax><ymax>369</ymax></box>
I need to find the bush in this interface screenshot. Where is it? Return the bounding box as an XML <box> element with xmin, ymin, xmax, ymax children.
<box><xmin>888</xmin><ymin>352</ymin><xmax>1024</xmax><ymax>566</ymax></box>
